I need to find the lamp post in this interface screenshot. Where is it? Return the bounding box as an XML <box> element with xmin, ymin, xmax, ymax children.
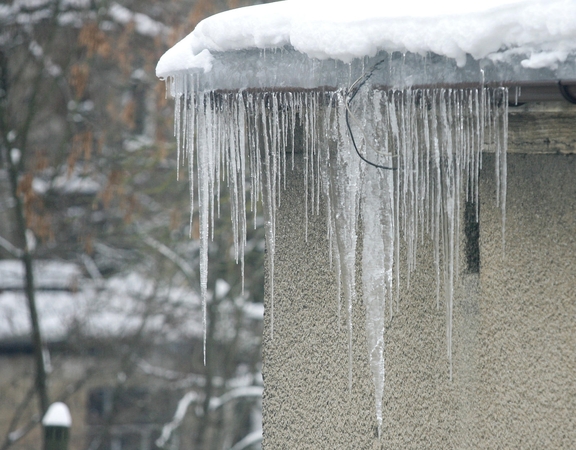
<box><xmin>42</xmin><ymin>402</ymin><xmax>71</xmax><ymax>450</ymax></box>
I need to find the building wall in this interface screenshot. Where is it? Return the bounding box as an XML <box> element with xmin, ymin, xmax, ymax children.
<box><xmin>262</xmin><ymin>102</ymin><xmax>576</xmax><ymax>448</ymax></box>
<box><xmin>0</xmin><ymin>350</ymin><xmax>182</xmax><ymax>450</ymax></box>
<box><xmin>0</xmin><ymin>354</ymin><xmax>107</xmax><ymax>450</ymax></box>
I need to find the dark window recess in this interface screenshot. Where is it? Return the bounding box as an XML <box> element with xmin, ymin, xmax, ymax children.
<box><xmin>87</xmin><ymin>387</ymin><xmax>176</xmax><ymax>425</ymax></box>
<box><xmin>86</xmin><ymin>387</ymin><xmax>178</xmax><ymax>450</ymax></box>
<box><xmin>132</xmin><ymin>81</ymin><xmax>147</xmax><ymax>135</ymax></box>
<box><xmin>85</xmin><ymin>429</ymin><xmax>164</xmax><ymax>450</ymax></box>
<box><xmin>87</xmin><ymin>387</ymin><xmax>113</xmax><ymax>424</ymax></box>
<box><xmin>464</xmin><ymin>200</ymin><xmax>480</xmax><ymax>273</ymax></box>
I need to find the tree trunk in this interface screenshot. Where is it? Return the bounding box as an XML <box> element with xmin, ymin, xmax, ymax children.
<box><xmin>1</xmin><ymin>50</ymin><xmax>49</xmax><ymax>417</ymax></box>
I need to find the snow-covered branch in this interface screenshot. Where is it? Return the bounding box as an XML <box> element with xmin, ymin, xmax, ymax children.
<box><xmin>208</xmin><ymin>386</ymin><xmax>263</xmax><ymax>411</ymax></box>
<box><xmin>156</xmin><ymin>384</ymin><xmax>263</xmax><ymax>448</ymax></box>
<box><xmin>136</xmin><ymin>359</ymin><xmax>208</xmax><ymax>388</ymax></box>
<box><xmin>80</xmin><ymin>253</ymin><xmax>104</xmax><ymax>287</ymax></box>
<box><xmin>0</xmin><ymin>235</ymin><xmax>23</xmax><ymax>258</ymax></box>
<box><xmin>108</xmin><ymin>3</ymin><xmax>168</xmax><ymax>37</ymax></box>
<box><xmin>6</xmin><ymin>416</ymin><xmax>40</xmax><ymax>447</ymax></box>
<box><xmin>138</xmin><ymin>358</ymin><xmax>263</xmax><ymax>390</ymax></box>
<box><xmin>137</xmin><ymin>227</ymin><xmax>196</xmax><ymax>280</ymax></box>
<box><xmin>155</xmin><ymin>391</ymin><xmax>198</xmax><ymax>448</ymax></box>
<box><xmin>1</xmin><ymin>1</ymin><xmax>168</xmax><ymax>38</ymax></box>
<box><xmin>28</xmin><ymin>40</ymin><xmax>62</xmax><ymax>77</ymax></box>
<box><xmin>229</xmin><ymin>430</ymin><xmax>263</xmax><ymax>450</ymax></box>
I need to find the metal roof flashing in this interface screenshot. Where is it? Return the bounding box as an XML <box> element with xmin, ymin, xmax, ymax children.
<box><xmin>165</xmin><ymin>48</ymin><xmax>576</xmax><ymax>104</ymax></box>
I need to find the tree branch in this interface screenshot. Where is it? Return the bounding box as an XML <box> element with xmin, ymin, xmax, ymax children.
<box><xmin>136</xmin><ymin>225</ymin><xmax>196</xmax><ymax>281</ymax></box>
<box><xmin>0</xmin><ymin>234</ymin><xmax>23</xmax><ymax>258</ymax></box>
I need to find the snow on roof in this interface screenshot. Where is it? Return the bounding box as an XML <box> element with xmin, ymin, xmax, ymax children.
<box><xmin>156</xmin><ymin>0</ymin><xmax>576</xmax><ymax>89</ymax></box>
<box><xmin>0</xmin><ymin>260</ymin><xmax>82</xmax><ymax>291</ymax></box>
<box><xmin>0</xmin><ymin>263</ymin><xmax>203</xmax><ymax>342</ymax></box>
<box><xmin>0</xmin><ymin>262</ymin><xmax>262</xmax><ymax>344</ymax></box>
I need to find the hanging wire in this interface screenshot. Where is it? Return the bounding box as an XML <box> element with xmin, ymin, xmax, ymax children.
<box><xmin>345</xmin><ymin>59</ymin><xmax>396</xmax><ymax>170</ymax></box>
<box><xmin>558</xmin><ymin>80</ymin><xmax>576</xmax><ymax>104</ymax></box>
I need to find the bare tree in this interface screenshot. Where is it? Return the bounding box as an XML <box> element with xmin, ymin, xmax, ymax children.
<box><xmin>1</xmin><ymin>1</ymin><xmax>264</xmax><ymax>449</ymax></box>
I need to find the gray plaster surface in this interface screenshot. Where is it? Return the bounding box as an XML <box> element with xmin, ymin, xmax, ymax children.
<box><xmin>262</xmin><ymin>150</ymin><xmax>576</xmax><ymax>449</ymax></box>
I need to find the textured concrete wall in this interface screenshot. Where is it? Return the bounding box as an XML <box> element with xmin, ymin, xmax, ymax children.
<box><xmin>262</xmin><ymin>111</ymin><xmax>576</xmax><ymax>448</ymax></box>
<box><xmin>474</xmin><ymin>153</ymin><xmax>576</xmax><ymax>448</ymax></box>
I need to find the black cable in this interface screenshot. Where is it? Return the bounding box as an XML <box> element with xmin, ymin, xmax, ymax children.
<box><xmin>558</xmin><ymin>80</ymin><xmax>576</xmax><ymax>104</ymax></box>
<box><xmin>345</xmin><ymin>59</ymin><xmax>396</xmax><ymax>171</ymax></box>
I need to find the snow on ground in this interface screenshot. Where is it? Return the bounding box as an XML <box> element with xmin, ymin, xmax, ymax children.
<box><xmin>157</xmin><ymin>0</ymin><xmax>576</xmax><ymax>77</ymax></box>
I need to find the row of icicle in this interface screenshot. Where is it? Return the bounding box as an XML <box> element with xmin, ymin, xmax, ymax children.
<box><xmin>169</xmin><ymin>74</ymin><xmax>508</xmax><ymax>436</ymax></box>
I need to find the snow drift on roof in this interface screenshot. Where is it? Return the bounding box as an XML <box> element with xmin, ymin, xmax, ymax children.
<box><xmin>157</xmin><ymin>0</ymin><xmax>576</xmax><ymax>78</ymax></box>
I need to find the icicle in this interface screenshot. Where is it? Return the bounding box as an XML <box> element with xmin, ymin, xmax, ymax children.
<box><xmin>422</xmin><ymin>90</ymin><xmax>431</xmax><ymax>236</ymax></box>
<box><xmin>331</xmin><ymin>93</ymin><xmax>362</xmax><ymax>394</ymax></box>
<box><xmin>324</xmin><ymin>93</ymin><xmax>343</xmax><ymax>328</ymax></box>
<box><xmin>175</xmin><ymin>87</ymin><xmax>182</xmax><ymax>181</ymax></box>
<box><xmin>281</xmin><ymin>92</ymin><xmax>288</xmax><ymax>191</ymax></box>
<box><xmin>360</xmin><ymin>91</ymin><xmax>394</xmax><ymax>438</ymax></box>
<box><xmin>237</xmin><ymin>93</ymin><xmax>248</xmax><ymax>294</ymax></box>
<box><xmin>166</xmin><ymin>70</ymin><xmax>508</xmax><ymax>435</ymax></box>
<box><xmin>197</xmin><ymin>92</ymin><xmax>210</xmax><ymax>366</ymax></box>
<box><xmin>430</xmin><ymin>90</ymin><xmax>442</xmax><ymax>310</ymax></box>
<box><xmin>361</xmin><ymin>157</ymin><xmax>387</xmax><ymax>440</ymax></box>
<box><xmin>260</xmin><ymin>94</ymin><xmax>277</xmax><ymax>340</ymax></box>
<box><xmin>271</xmin><ymin>93</ymin><xmax>281</xmax><ymax>210</ymax></box>
<box><xmin>186</xmin><ymin>87</ymin><xmax>197</xmax><ymax>240</ymax></box>
<box><xmin>315</xmin><ymin>92</ymin><xmax>322</xmax><ymax>216</ymax></box>
<box><xmin>499</xmin><ymin>88</ymin><xmax>508</xmax><ymax>253</ymax></box>
<box><xmin>303</xmin><ymin>93</ymin><xmax>310</xmax><ymax>241</ymax></box>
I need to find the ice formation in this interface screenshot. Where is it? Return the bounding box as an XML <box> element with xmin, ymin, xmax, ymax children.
<box><xmin>154</xmin><ymin>0</ymin><xmax>575</xmax><ymax>435</ymax></box>
<box><xmin>166</xmin><ymin>69</ymin><xmax>508</xmax><ymax>434</ymax></box>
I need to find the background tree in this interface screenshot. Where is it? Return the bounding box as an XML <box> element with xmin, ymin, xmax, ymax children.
<box><xmin>0</xmin><ymin>1</ymin><xmax>267</xmax><ymax>449</ymax></box>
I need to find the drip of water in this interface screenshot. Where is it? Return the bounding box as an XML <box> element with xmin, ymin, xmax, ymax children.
<box><xmin>169</xmin><ymin>76</ymin><xmax>508</xmax><ymax>431</ymax></box>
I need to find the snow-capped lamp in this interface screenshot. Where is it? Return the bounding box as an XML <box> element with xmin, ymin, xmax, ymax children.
<box><xmin>42</xmin><ymin>402</ymin><xmax>71</xmax><ymax>450</ymax></box>
<box><xmin>157</xmin><ymin>0</ymin><xmax>576</xmax><ymax>439</ymax></box>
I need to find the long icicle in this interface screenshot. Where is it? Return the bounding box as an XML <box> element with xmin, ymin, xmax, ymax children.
<box><xmin>171</xmin><ymin>78</ymin><xmax>508</xmax><ymax>434</ymax></box>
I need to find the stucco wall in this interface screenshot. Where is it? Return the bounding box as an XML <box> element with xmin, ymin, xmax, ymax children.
<box><xmin>262</xmin><ymin>107</ymin><xmax>576</xmax><ymax>448</ymax></box>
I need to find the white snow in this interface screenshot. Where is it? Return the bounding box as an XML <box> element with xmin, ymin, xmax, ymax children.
<box><xmin>0</xmin><ymin>263</ymin><xmax>205</xmax><ymax>341</ymax></box>
<box><xmin>215</xmin><ymin>279</ymin><xmax>231</xmax><ymax>299</ymax></box>
<box><xmin>42</xmin><ymin>402</ymin><xmax>72</xmax><ymax>427</ymax></box>
<box><xmin>0</xmin><ymin>1</ymin><xmax>167</xmax><ymax>38</ymax></box>
<box><xmin>208</xmin><ymin>385</ymin><xmax>264</xmax><ymax>410</ymax></box>
<box><xmin>0</xmin><ymin>259</ymin><xmax>263</xmax><ymax>344</ymax></box>
<box><xmin>156</xmin><ymin>391</ymin><xmax>199</xmax><ymax>447</ymax></box>
<box><xmin>108</xmin><ymin>3</ymin><xmax>168</xmax><ymax>37</ymax></box>
<box><xmin>228</xmin><ymin>430</ymin><xmax>263</xmax><ymax>450</ymax></box>
<box><xmin>0</xmin><ymin>260</ymin><xmax>82</xmax><ymax>291</ymax></box>
<box><xmin>157</xmin><ymin>0</ymin><xmax>576</xmax><ymax>78</ymax></box>
<box><xmin>156</xmin><ymin>383</ymin><xmax>263</xmax><ymax>447</ymax></box>
<box><xmin>32</xmin><ymin>170</ymin><xmax>102</xmax><ymax>196</ymax></box>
